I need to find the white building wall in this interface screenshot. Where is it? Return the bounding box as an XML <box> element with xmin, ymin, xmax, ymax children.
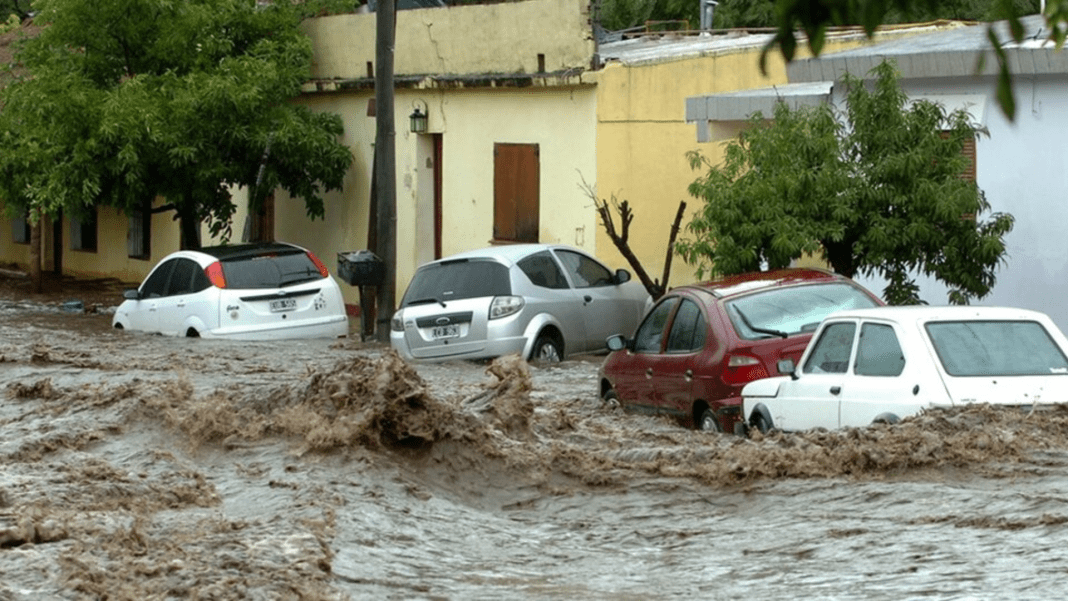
<box><xmin>851</xmin><ymin>74</ymin><xmax>1068</xmax><ymax>331</ymax></box>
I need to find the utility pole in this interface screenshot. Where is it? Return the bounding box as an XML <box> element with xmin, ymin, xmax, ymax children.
<box><xmin>374</xmin><ymin>0</ymin><xmax>397</xmax><ymax>342</ymax></box>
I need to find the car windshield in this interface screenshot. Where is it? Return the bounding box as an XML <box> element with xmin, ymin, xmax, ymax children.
<box><xmin>926</xmin><ymin>320</ymin><xmax>1068</xmax><ymax>376</ymax></box>
<box><xmin>402</xmin><ymin>259</ymin><xmax>511</xmax><ymax>306</ymax></box>
<box><xmin>726</xmin><ymin>283</ymin><xmax>879</xmax><ymax>340</ymax></box>
<box><xmin>221</xmin><ymin>251</ymin><xmax>324</xmax><ymax>289</ymax></box>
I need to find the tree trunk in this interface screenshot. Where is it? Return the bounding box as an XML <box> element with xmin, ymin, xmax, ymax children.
<box><xmin>178</xmin><ymin>197</ymin><xmax>201</xmax><ymax>250</ymax></box>
<box><xmin>29</xmin><ymin>211</ymin><xmax>42</xmax><ymax>294</ymax></box>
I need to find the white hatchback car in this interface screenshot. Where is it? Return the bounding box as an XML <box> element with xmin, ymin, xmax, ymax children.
<box><xmin>391</xmin><ymin>244</ymin><xmax>651</xmax><ymax>363</ymax></box>
<box><xmin>741</xmin><ymin>306</ymin><xmax>1068</xmax><ymax>433</ymax></box>
<box><xmin>112</xmin><ymin>242</ymin><xmax>348</xmax><ymax>340</ymax></box>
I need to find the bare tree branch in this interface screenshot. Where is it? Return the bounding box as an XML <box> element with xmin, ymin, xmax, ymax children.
<box><xmin>578</xmin><ymin>173</ymin><xmax>683</xmax><ymax>300</ymax></box>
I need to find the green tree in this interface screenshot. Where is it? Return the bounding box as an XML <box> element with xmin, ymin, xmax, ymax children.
<box><xmin>678</xmin><ymin>61</ymin><xmax>1014</xmax><ymax>305</ymax></box>
<box><xmin>596</xmin><ymin>0</ymin><xmax>700</xmax><ymax>32</ymax></box>
<box><xmin>0</xmin><ymin>0</ymin><xmax>354</xmax><ymax>250</ymax></box>
<box><xmin>0</xmin><ymin>0</ymin><xmax>32</xmax><ymax>23</ymax></box>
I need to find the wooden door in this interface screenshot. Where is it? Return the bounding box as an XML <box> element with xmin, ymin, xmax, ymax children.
<box><xmin>493</xmin><ymin>143</ymin><xmax>539</xmax><ymax>243</ymax></box>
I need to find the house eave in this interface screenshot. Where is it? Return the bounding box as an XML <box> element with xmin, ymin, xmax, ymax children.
<box><xmin>301</xmin><ymin>70</ymin><xmax>596</xmax><ymax>94</ymax></box>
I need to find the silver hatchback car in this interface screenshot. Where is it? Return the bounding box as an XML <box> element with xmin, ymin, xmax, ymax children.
<box><xmin>390</xmin><ymin>244</ymin><xmax>651</xmax><ymax>363</ymax></box>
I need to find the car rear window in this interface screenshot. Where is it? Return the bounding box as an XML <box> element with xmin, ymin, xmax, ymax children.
<box><xmin>726</xmin><ymin>283</ymin><xmax>880</xmax><ymax>340</ymax></box>
<box><xmin>926</xmin><ymin>320</ymin><xmax>1068</xmax><ymax>376</ymax></box>
<box><xmin>221</xmin><ymin>251</ymin><xmax>324</xmax><ymax>289</ymax></box>
<box><xmin>402</xmin><ymin>259</ymin><xmax>511</xmax><ymax>306</ymax></box>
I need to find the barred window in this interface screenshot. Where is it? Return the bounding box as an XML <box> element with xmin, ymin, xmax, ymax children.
<box><xmin>127</xmin><ymin>204</ymin><xmax>151</xmax><ymax>259</ymax></box>
<box><xmin>71</xmin><ymin>208</ymin><xmax>98</xmax><ymax>252</ymax></box>
<box><xmin>11</xmin><ymin>213</ymin><xmax>30</xmax><ymax>244</ymax></box>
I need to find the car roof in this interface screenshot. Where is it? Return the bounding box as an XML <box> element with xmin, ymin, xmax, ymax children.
<box><xmin>674</xmin><ymin>268</ymin><xmax>845</xmax><ymax>299</ymax></box>
<box><xmin>824</xmin><ymin>305</ymin><xmax>1058</xmax><ymax>324</ymax></box>
<box><xmin>196</xmin><ymin>242</ymin><xmax>305</xmax><ymax>261</ymax></box>
<box><xmin>428</xmin><ymin>243</ymin><xmax>583</xmax><ymax>267</ymax></box>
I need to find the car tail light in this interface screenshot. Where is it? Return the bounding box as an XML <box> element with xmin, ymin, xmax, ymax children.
<box><xmin>489</xmin><ymin>296</ymin><xmax>524</xmax><ymax>320</ymax></box>
<box><xmin>723</xmin><ymin>353</ymin><xmax>770</xmax><ymax>385</ymax></box>
<box><xmin>306</xmin><ymin>251</ymin><xmax>330</xmax><ymax>278</ymax></box>
<box><xmin>205</xmin><ymin>261</ymin><xmax>227</xmax><ymax>288</ymax></box>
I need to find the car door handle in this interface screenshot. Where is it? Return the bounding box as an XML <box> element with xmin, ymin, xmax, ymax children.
<box><xmin>684</xmin><ymin>369</ymin><xmax>693</xmax><ymax>381</ymax></box>
<box><xmin>830</xmin><ymin>386</ymin><xmax>841</xmax><ymax>395</ymax></box>
<box><xmin>646</xmin><ymin>368</ymin><xmax>653</xmax><ymax>379</ymax></box>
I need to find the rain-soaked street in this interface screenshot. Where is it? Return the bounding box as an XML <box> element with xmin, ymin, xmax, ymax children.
<box><xmin>3</xmin><ymin>291</ymin><xmax>1068</xmax><ymax>600</ymax></box>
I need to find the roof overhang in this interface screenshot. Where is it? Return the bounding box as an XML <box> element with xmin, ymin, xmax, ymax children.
<box><xmin>684</xmin><ymin>81</ymin><xmax>833</xmax><ymax>142</ymax></box>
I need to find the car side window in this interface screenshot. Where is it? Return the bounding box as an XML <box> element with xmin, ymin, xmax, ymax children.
<box><xmin>633</xmin><ymin>297</ymin><xmax>678</xmax><ymax>353</ymax></box>
<box><xmin>556</xmin><ymin>250</ymin><xmax>613</xmax><ymax>288</ymax></box>
<box><xmin>191</xmin><ymin>265</ymin><xmax>211</xmax><ymax>293</ymax></box>
<box><xmin>855</xmin><ymin>323</ymin><xmax>906</xmax><ymax>376</ymax></box>
<box><xmin>803</xmin><ymin>322</ymin><xmax>857</xmax><ymax>374</ymax></box>
<box><xmin>666</xmin><ymin>299</ymin><xmax>707</xmax><ymax>353</ymax></box>
<box><xmin>517</xmin><ymin>252</ymin><xmax>569</xmax><ymax>289</ymax></box>
<box><xmin>140</xmin><ymin>260</ymin><xmax>176</xmax><ymax>298</ymax></box>
<box><xmin>166</xmin><ymin>259</ymin><xmax>198</xmax><ymax>296</ymax></box>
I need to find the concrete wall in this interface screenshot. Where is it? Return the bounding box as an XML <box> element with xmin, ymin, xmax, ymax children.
<box><xmin>281</xmin><ymin>83</ymin><xmax>599</xmax><ymax>309</ymax></box>
<box><xmin>594</xmin><ymin>46</ymin><xmax>794</xmax><ymax>289</ymax></box>
<box><xmin>852</xmin><ymin>73</ymin><xmax>1068</xmax><ymax>331</ymax></box>
<box><xmin>0</xmin><ymin>202</ymin><xmax>180</xmax><ymax>286</ymax></box>
<box><xmin>302</xmin><ymin>0</ymin><xmax>594</xmax><ymax>78</ymax></box>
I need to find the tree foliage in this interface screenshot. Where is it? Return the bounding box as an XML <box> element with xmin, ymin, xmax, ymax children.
<box><xmin>596</xmin><ymin>0</ymin><xmax>700</xmax><ymax>32</ymax></box>
<box><xmin>0</xmin><ymin>0</ymin><xmax>354</xmax><ymax>248</ymax></box>
<box><xmin>678</xmin><ymin>61</ymin><xmax>1014</xmax><ymax>305</ymax></box>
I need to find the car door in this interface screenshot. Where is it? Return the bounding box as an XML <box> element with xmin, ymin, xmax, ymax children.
<box><xmin>653</xmin><ymin>297</ymin><xmax>708</xmax><ymax>420</ymax></box>
<box><xmin>554</xmin><ymin>249</ymin><xmax>629</xmax><ymax>353</ymax></box>
<box><xmin>155</xmin><ymin>258</ymin><xmax>216</xmax><ymax>335</ymax></box>
<box><xmin>127</xmin><ymin>259</ymin><xmax>177</xmax><ymax>333</ymax></box>
<box><xmin>515</xmin><ymin>251</ymin><xmax>589</xmax><ymax>350</ymax></box>
<box><xmin>837</xmin><ymin>321</ymin><xmax>919</xmax><ymax>427</ymax></box>
<box><xmin>611</xmin><ymin>296</ymin><xmax>679</xmax><ymax>415</ymax></box>
<box><xmin>772</xmin><ymin>320</ymin><xmax>858</xmax><ymax>431</ymax></box>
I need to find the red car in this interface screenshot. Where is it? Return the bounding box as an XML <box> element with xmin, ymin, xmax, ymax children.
<box><xmin>598</xmin><ymin>268</ymin><xmax>883</xmax><ymax>433</ymax></box>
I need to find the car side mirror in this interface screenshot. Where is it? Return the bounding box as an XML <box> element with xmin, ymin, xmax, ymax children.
<box><xmin>606</xmin><ymin>334</ymin><xmax>628</xmax><ymax>352</ymax></box>
<box><xmin>613</xmin><ymin>269</ymin><xmax>631</xmax><ymax>285</ymax></box>
<box><xmin>777</xmin><ymin>358</ymin><xmax>798</xmax><ymax>379</ymax></box>
<box><xmin>123</xmin><ymin>288</ymin><xmax>142</xmax><ymax>301</ymax></box>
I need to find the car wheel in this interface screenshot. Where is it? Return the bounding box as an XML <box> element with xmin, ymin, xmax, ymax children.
<box><xmin>872</xmin><ymin>412</ymin><xmax>900</xmax><ymax>425</ymax></box>
<box><xmin>750</xmin><ymin>405</ymin><xmax>774</xmax><ymax>435</ymax></box>
<box><xmin>530</xmin><ymin>334</ymin><xmax>562</xmax><ymax>364</ymax></box>
<box><xmin>698</xmin><ymin>408</ymin><xmax>721</xmax><ymax>433</ymax></box>
<box><xmin>603</xmin><ymin>389</ymin><xmax>620</xmax><ymax>409</ymax></box>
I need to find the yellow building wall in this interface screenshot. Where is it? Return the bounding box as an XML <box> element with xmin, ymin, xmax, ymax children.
<box><xmin>277</xmin><ymin>84</ymin><xmax>599</xmax><ymax>310</ymax></box>
<box><xmin>302</xmin><ymin>0</ymin><xmax>594</xmax><ymax>79</ymax></box>
<box><xmin>0</xmin><ymin>202</ymin><xmax>179</xmax><ymax>286</ymax></box>
<box><xmin>594</xmin><ymin>37</ymin><xmax>887</xmax><ymax>289</ymax></box>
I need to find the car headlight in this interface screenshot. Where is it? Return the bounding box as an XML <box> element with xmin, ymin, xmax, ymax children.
<box><xmin>489</xmin><ymin>296</ymin><xmax>524</xmax><ymax>320</ymax></box>
<box><xmin>391</xmin><ymin>313</ymin><xmax>405</xmax><ymax>332</ymax></box>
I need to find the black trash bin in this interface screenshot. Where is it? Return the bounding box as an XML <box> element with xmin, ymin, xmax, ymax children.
<box><xmin>337</xmin><ymin>250</ymin><xmax>385</xmax><ymax>287</ymax></box>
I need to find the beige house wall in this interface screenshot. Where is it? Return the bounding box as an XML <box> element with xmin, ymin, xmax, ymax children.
<box><xmin>594</xmin><ymin>36</ymin><xmax>892</xmax><ymax>289</ymax></box>
<box><xmin>0</xmin><ymin>202</ymin><xmax>179</xmax><ymax>286</ymax></box>
<box><xmin>275</xmin><ymin>83</ymin><xmax>598</xmax><ymax>309</ymax></box>
<box><xmin>302</xmin><ymin>0</ymin><xmax>594</xmax><ymax>78</ymax></box>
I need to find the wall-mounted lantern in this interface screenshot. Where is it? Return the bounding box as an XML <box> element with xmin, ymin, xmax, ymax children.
<box><xmin>409</xmin><ymin>100</ymin><xmax>428</xmax><ymax>134</ymax></box>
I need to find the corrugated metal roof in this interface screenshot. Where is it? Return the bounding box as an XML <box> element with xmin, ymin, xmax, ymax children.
<box><xmin>788</xmin><ymin>15</ymin><xmax>1063</xmax><ymax>82</ymax></box>
<box><xmin>685</xmin><ymin>15</ymin><xmax>1066</xmax><ymax>140</ymax></box>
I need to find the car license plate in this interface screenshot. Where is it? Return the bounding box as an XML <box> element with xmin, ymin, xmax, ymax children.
<box><xmin>270</xmin><ymin>298</ymin><xmax>297</xmax><ymax>313</ymax></box>
<box><xmin>432</xmin><ymin>324</ymin><xmax>459</xmax><ymax>339</ymax></box>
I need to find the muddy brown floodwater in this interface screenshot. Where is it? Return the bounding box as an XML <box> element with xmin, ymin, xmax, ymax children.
<box><xmin>3</xmin><ymin>282</ymin><xmax>1068</xmax><ymax>600</ymax></box>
